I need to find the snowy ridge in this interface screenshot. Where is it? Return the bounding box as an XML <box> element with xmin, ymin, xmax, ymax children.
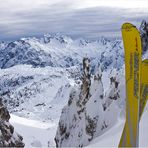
<box><xmin>0</xmin><ymin>65</ymin><xmax>76</xmax><ymax>121</ymax></box>
<box><xmin>0</xmin><ymin>34</ymin><xmax>125</xmax><ymax>121</ymax></box>
<box><xmin>55</xmin><ymin>57</ymin><xmax>125</xmax><ymax>147</ymax></box>
<box><xmin>0</xmin><ymin>33</ymin><xmax>147</xmax><ymax>147</ymax></box>
<box><xmin>0</xmin><ymin>34</ymin><xmax>124</xmax><ymax>70</ymax></box>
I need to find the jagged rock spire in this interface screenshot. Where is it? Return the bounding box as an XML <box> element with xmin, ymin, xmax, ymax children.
<box><xmin>140</xmin><ymin>20</ymin><xmax>148</xmax><ymax>52</ymax></box>
<box><xmin>55</xmin><ymin>58</ymin><xmax>120</xmax><ymax>147</ymax></box>
<box><xmin>103</xmin><ymin>69</ymin><xmax>120</xmax><ymax>110</ymax></box>
<box><xmin>78</xmin><ymin>57</ymin><xmax>91</xmax><ymax>107</ymax></box>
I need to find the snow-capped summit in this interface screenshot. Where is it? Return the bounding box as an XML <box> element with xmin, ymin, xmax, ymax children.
<box><xmin>0</xmin><ymin>32</ymin><xmax>147</xmax><ymax>147</ymax></box>
<box><xmin>43</xmin><ymin>33</ymin><xmax>73</xmax><ymax>45</ymax></box>
<box><xmin>0</xmin><ymin>34</ymin><xmax>124</xmax><ymax>70</ymax></box>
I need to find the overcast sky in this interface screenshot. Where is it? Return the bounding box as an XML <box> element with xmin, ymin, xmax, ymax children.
<box><xmin>0</xmin><ymin>0</ymin><xmax>148</xmax><ymax>41</ymax></box>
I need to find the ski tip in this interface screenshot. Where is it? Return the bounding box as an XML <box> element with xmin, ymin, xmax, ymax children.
<box><xmin>121</xmin><ymin>23</ymin><xmax>136</xmax><ymax>30</ymax></box>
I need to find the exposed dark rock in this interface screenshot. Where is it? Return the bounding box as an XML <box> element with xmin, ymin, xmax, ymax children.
<box><xmin>0</xmin><ymin>98</ymin><xmax>24</xmax><ymax>147</ymax></box>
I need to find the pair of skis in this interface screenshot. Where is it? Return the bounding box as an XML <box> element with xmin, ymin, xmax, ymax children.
<box><xmin>119</xmin><ymin>23</ymin><xmax>148</xmax><ymax>147</ymax></box>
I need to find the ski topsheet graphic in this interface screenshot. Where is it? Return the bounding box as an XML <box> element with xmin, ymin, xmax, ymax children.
<box><xmin>139</xmin><ymin>59</ymin><xmax>148</xmax><ymax>119</ymax></box>
<box><xmin>119</xmin><ymin>23</ymin><xmax>142</xmax><ymax>147</ymax></box>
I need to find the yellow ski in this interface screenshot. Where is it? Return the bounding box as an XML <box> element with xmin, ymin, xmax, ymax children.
<box><xmin>139</xmin><ymin>59</ymin><xmax>148</xmax><ymax>119</ymax></box>
<box><xmin>119</xmin><ymin>23</ymin><xmax>142</xmax><ymax>147</ymax></box>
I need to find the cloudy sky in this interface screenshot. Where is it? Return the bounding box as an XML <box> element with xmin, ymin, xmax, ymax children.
<box><xmin>0</xmin><ymin>0</ymin><xmax>148</xmax><ymax>40</ymax></box>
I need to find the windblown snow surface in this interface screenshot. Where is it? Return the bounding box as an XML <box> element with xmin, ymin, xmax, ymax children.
<box><xmin>0</xmin><ymin>33</ymin><xmax>148</xmax><ymax>147</ymax></box>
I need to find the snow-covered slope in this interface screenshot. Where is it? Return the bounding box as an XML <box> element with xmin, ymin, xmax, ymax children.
<box><xmin>0</xmin><ymin>65</ymin><xmax>77</xmax><ymax>121</ymax></box>
<box><xmin>0</xmin><ymin>33</ymin><xmax>147</xmax><ymax>147</ymax></box>
<box><xmin>0</xmin><ymin>34</ymin><xmax>124</xmax><ymax>122</ymax></box>
<box><xmin>8</xmin><ymin>102</ymin><xmax>148</xmax><ymax>148</ymax></box>
<box><xmin>10</xmin><ymin>114</ymin><xmax>56</xmax><ymax>147</ymax></box>
<box><xmin>87</xmin><ymin>102</ymin><xmax>148</xmax><ymax>147</ymax></box>
<box><xmin>55</xmin><ymin>57</ymin><xmax>125</xmax><ymax>147</ymax></box>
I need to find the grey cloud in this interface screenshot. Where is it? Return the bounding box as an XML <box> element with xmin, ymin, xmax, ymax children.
<box><xmin>0</xmin><ymin>2</ymin><xmax>148</xmax><ymax>41</ymax></box>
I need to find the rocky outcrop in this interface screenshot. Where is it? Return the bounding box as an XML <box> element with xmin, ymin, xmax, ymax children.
<box><xmin>0</xmin><ymin>98</ymin><xmax>24</xmax><ymax>147</ymax></box>
<box><xmin>140</xmin><ymin>20</ymin><xmax>148</xmax><ymax>52</ymax></box>
<box><xmin>55</xmin><ymin>58</ymin><xmax>121</xmax><ymax>147</ymax></box>
<box><xmin>103</xmin><ymin>69</ymin><xmax>120</xmax><ymax>111</ymax></box>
